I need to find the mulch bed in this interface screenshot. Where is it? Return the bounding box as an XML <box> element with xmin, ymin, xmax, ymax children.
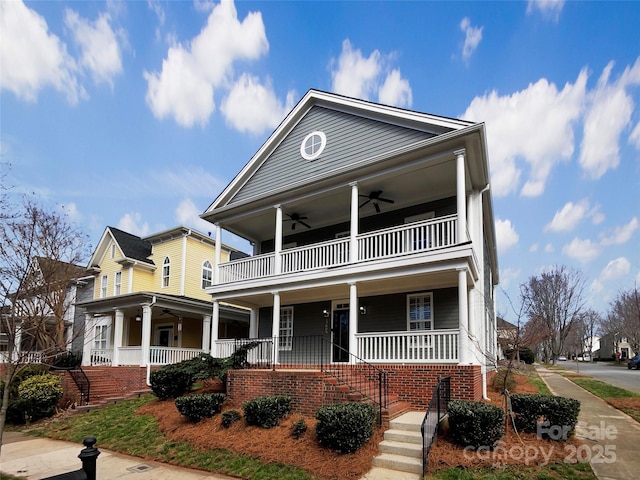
<box><xmin>136</xmin><ymin>372</ymin><xmax>582</xmax><ymax>479</ymax></box>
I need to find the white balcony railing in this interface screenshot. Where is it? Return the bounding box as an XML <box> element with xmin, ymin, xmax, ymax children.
<box><xmin>356</xmin><ymin>329</ymin><xmax>459</xmax><ymax>363</ymax></box>
<box><xmin>217</xmin><ymin>215</ymin><xmax>458</xmax><ymax>285</ymax></box>
<box><xmin>148</xmin><ymin>347</ymin><xmax>204</xmax><ymax>365</ymax></box>
<box><xmin>215</xmin><ymin>338</ymin><xmax>274</xmax><ymax>364</ymax></box>
<box><xmin>118</xmin><ymin>346</ymin><xmax>142</xmax><ymax>366</ymax></box>
<box><xmin>0</xmin><ymin>351</ymin><xmax>46</xmax><ymax>364</ymax></box>
<box><xmin>91</xmin><ymin>348</ymin><xmax>113</xmax><ymax>366</ymax></box>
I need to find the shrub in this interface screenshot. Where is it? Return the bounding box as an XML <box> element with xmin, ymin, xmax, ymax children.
<box><xmin>52</xmin><ymin>351</ymin><xmax>83</xmax><ymax>369</ymax></box>
<box><xmin>221</xmin><ymin>409</ymin><xmax>242</xmax><ymax>428</ymax></box>
<box><xmin>18</xmin><ymin>373</ymin><xmax>63</xmax><ymax>421</ymax></box>
<box><xmin>175</xmin><ymin>393</ymin><xmax>226</xmax><ymax>422</ymax></box>
<box><xmin>243</xmin><ymin>395</ymin><xmax>291</xmax><ymax>428</ymax></box>
<box><xmin>150</xmin><ymin>368</ymin><xmax>194</xmax><ymax>400</ymax></box>
<box><xmin>493</xmin><ymin>368</ymin><xmax>516</xmax><ymax>393</ymax></box>
<box><xmin>6</xmin><ymin>399</ymin><xmax>28</xmax><ymax>425</ymax></box>
<box><xmin>511</xmin><ymin>394</ymin><xmax>580</xmax><ymax>439</ymax></box>
<box><xmin>448</xmin><ymin>400</ymin><xmax>504</xmax><ymax>449</ymax></box>
<box><xmin>291</xmin><ymin>417</ymin><xmax>307</xmax><ymax>439</ymax></box>
<box><xmin>315</xmin><ymin>403</ymin><xmax>376</xmax><ymax>454</ymax></box>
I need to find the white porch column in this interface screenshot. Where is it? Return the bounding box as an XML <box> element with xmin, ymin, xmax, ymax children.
<box><xmin>13</xmin><ymin>320</ymin><xmax>23</xmax><ymax>364</ymax></box>
<box><xmin>274</xmin><ymin>205</ymin><xmax>283</xmax><ymax>275</ymax></box>
<box><xmin>349</xmin><ymin>283</ymin><xmax>358</xmax><ymax>363</ymax></box>
<box><xmin>214</xmin><ymin>223</ymin><xmax>221</xmax><ymax>284</ymax></box>
<box><xmin>249</xmin><ymin>308</ymin><xmax>258</xmax><ymax>338</ymax></box>
<box><xmin>349</xmin><ymin>182</ymin><xmax>359</xmax><ymax>263</ymax></box>
<box><xmin>202</xmin><ymin>315</ymin><xmax>211</xmax><ymax>353</ymax></box>
<box><xmin>112</xmin><ymin>309</ymin><xmax>124</xmax><ymax>366</ymax></box>
<box><xmin>272</xmin><ymin>292</ymin><xmax>280</xmax><ymax>365</ymax></box>
<box><xmin>82</xmin><ymin>313</ymin><xmax>94</xmax><ymax>366</ymax></box>
<box><xmin>455</xmin><ymin>149</ymin><xmax>467</xmax><ymax>243</ymax></box>
<box><xmin>458</xmin><ymin>268</ymin><xmax>470</xmax><ymax>364</ymax></box>
<box><xmin>210</xmin><ymin>301</ymin><xmax>220</xmax><ymax>357</ymax></box>
<box><xmin>140</xmin><ymin>304</ymin><xmax>152</xmax><ymax>367</ymax></box>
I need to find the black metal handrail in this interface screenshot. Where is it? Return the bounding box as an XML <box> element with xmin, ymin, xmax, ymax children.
<box><xmin>68</xmin><ymin>367</ymin><xmax>91</xmax><ymax>405</ymax></box>
<box><xmin>230</xmin><ymin>335</ymin><xmax>389</xmax><ymax>424</ymax></box>
<box><xmin>421</xmin><ymin>376</ymin><xmax>450</xmax><ymax>476</ymax></box>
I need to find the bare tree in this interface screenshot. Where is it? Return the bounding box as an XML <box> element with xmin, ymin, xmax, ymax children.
<box><xmin>520</xmin><ymin>266</ymin><xmax>586</xmax><ymax>364</ymax></box>
<box><xmin>606</xmin><ymin>286</ymin><xmax>640</xmax><ymax>354</ymax></box>
<box><xmin>0</xmin><ymin>199</ymin><xmax>89</xmax><ymax>453</ymax></box>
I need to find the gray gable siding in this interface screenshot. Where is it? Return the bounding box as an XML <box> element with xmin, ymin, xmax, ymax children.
<box><xmin>231</xmin><ymin>106</ymin><xmax>436</xmax><ymax>204</ymax></box>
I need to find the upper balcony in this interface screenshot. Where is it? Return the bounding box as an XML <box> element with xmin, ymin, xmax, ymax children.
<box><xmin>218</xmin><ymin>214</ymin><xmax>459</xmax><ymax>284</ymax></box>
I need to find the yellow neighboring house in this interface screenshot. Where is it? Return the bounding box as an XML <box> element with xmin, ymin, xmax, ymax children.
<box><xmin>77</xmin><ymin>226</ymin><xmax>249</xmax><ymax>367</ymax></box>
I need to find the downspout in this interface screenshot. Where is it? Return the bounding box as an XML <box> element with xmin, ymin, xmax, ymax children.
<box><xmin>146</xmin><ymin>295</ymin><xmax>157</xmax><ymax>386</ymax></box>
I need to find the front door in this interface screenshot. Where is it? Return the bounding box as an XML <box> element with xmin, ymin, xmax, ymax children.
<box><xmin>332</xmin><ymin>309</ymin><xmax>349</xmax><ymax>362</ymax></box>
<box><xmin>154</xmin><ymin>324</ymin><xmax>174</xmax><ymax>347</ymax></box>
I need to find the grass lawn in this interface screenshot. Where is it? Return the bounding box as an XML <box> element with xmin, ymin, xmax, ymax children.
<box><xmin>563</xmin><ymin>376</ymin><xmax>640</xmax><ymax>423</ymax></box>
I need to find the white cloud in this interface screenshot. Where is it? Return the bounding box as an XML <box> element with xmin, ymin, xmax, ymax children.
<box><xmin>499</xmin><ymin>267</ymin><xmax>521</xmax><ymax>289</ymax></box>
<box><xmin>580</xmin><ymin>59</ymin><xmax>640</xmax><ymax>178</ymax></box>
<box><xmin>221</xmin><ymin>74</ymin><xmax>295</xmax><ymax>135</ymax></box>
<box><xmin>600</xmin><ymin>217</ymin><xmax>639</xmax><ymax>246</ymax></box>
<box><xmin>174</xmin><ymin>198</ymin><xmax>215</xmax><ymax>234</ymax></box>
<box><xmin>462</xmin><ymin>70</ymin><xmax>587</xmax><ymax>197</ymax></box>
<box><xmin>561</xmin><ymin>237</ymin><xmax>600</xmax><ymax>263</ymax></box>
<box><xmin>150</xmin><ymin>166</ymin><xmax>227</xmax><ymax>198</ymax></box>
<box><xmin>495</xmin><ymin>218</ymin><xmax>519</xmax><ymax>253</ymax></box>
<box><xmin>330</xmin><ymin>39</ymin><xmax>412</xmax><ymax>108</ymax></box>
<box><xmin>59</xmin><ymin>202</ymin><xmax>83</xmax><ymax>224</ymax></box>
<box><xmin>460</xmin><ymin>17</ymin><xmax>483</xmax><ymax>62</ymax></box>
<box><xmin>599</xmin><ymin>257</ymin><xmax>631</xmax><ymax>282</ymax></box>
<box><xmin>144</xmin><ymin>0</ymin><xmax>269</xmax><ymax>128</ymax></box>
<box><xmin>529</xmin><ymin>243</ymin><xmax>539</xmax><ymax>252</ymax></box>
<box><xmin>378</xmin><ymin>69</ymin><xmax>413</xmax><ymax>108</ymax></box>
<box><xmin>630</xmin><ymin>122</ymin><xmax>640</xmax><ymax>149</ymax></box>
<box><xmin>64</xmin><ymin>9</ymin><xmax>123</xmax><ymax>87</ymax></box>
<box><xmin>118</xmin><ymin>212</ymin><xmax>150</xmax><ymax>237</ymax></box>
<box><xmin>544</xmin><ymin>199</ymin><xmax>603</xmax><ymax>232</ymax></box>
<box><xmin>0</xmin><ymin>0</ymin><xmax>84</xmax><ymax>104</ymax></box>
<box><xmin>544</xmin><ymin>243</ymin><xmax>554</xmax><ymax>253</ymax></box>
<box><xmin>526</xmin><ymin>0</ymin><xmax>565</xmax><ymax>22</ymax></box>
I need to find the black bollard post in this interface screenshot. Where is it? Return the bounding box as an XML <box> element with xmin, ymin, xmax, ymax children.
<box><xmin>78</xmin><ymin>437</ymin><xmax>100</xmax><ymax>480</ymax></box>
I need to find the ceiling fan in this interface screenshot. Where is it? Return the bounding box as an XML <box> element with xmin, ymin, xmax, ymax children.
<box><xmin>284</xmin><ymin>213</ymin><xmax>311</xmax><ymax>230</ymax></box>
<box><xmin>359</xmin><ymin>190</ymin><xmax>395</xmax><ymax>213</ymax></box>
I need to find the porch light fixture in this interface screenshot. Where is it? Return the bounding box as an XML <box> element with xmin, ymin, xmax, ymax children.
<box><xmin>135</xmin><ymin>310</ymin><xmax>142</xmax><ymax>322</ymax></box>
<box><xmin>359</xmin><ymin>306</ymin><xmax>367</xmax><ymax>315</ymax></box>
<box><xmin>323</xmin><ymin>309</ymin><xmax>330</xmax><ymax>318</ymax></box>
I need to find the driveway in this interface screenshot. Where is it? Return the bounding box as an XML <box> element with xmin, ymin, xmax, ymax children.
<box><xmin>560</xmin><ymin>360</ymin><xmax>640</xmax><ymax>394</ymax></box>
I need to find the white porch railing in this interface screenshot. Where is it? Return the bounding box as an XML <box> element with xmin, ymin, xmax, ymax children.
<box><xmin>148</xmin><ymin>347</ymin><xmax>204</xmax><ymax>365</ymax></box>
<box><xmin>118</xmin><ymin>346</ymin><xmax>142</xmax><ymax>366</ymax></box>
<box><xmin>282</xmin><ymin>237</ymin><xmax>350</xmax><ymax>273</ymax></box>
<box><xmin>215</xmin><ymin>338</ymin><xmax>274</xmax><ymax>363</ymax></box>
<box><xmin>356</xmin><ymin>329</ymin><xmax>459</xmax><ymax>363</ymax></box>
<box><xmin>216</xmin><ymin>215</ymin><xmax>458</xmax><ymax>284</ymax></box>
<box><xmin>0</xmin><ymin>351</ymin><xmax>46</xmax><ymax>364</ymax></box>
<box><xmin>219</xmin><ymin>252</ymin><xmax>274</xmax><ymax>283</ymax></box>
<box><xmin>91</xmin><ymin>348</ymin><xmax>113</xmax><ymax>366</ymax></box>
<box><xmin>358</xmin><ymin>214</ymin><xmax>457</xmax><ymax>261</ymax></box>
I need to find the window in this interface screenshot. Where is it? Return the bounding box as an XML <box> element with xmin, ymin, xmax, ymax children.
<box><xmin>279</xmin><ymin>306</ymin><xmax>294</xmax><ymax>351</ymax></box>
<box><xmin>300</xmin><ymin>131</ymin><xmax>326</xmax><ymax>160</ymax></box>
<box><xmin>110</xmin><ymin>244</ymin><xmax>116</xmax><ymax>258</ymax></box>
<box><xmin>202</xmin><ymin>260</ymin><xmax>213</xmax><ymax>289</ymax></box>
<box><xmin>94</xmin><ymin>324</ymin><xmax>109</xmax><ymax>350</ymax></box>
<box><xmin>100</xmin><ymin>275</ymin><xmax>108</xmax><ymax>298</ymax></box>
<box><xmin>114</xmin><ymin>271</ymin><xmax>121</xmax><ymax>295</ymax></box>
<box><xmin>162</xmin><ymin>257</ymin><xmax>170</xmax><ymax>287</ymax></box>
<box><xmin>407</xmin><ymin>293</ymin><xmax>433</xmax><ymax>331</ymax></box>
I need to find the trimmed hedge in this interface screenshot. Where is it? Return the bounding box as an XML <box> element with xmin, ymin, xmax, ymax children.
<box><xmin>18</xmin><ymin>373</ymin><xmax>63</xmax><ymax>421</ymax></box>
<box><xmin>221</xmin><ymin>409</ymin><xmax>242</xmax><ymax>428</ymax></box>
<box><xmin>291</xmin><ymin>417</ymin><xmax>307</xmax><ymax>439</ymax></box>
<box><xmin>510</xmin><ymin>394</ymin><xmax>580</xmax><ymax>440</ymax></box>
<box><xmin>175</xmin><ymin>393</ymin><xmax>226</xmax><ymax>422</ymax></box>
<box><xmin>243</xmin><ymin>395</ymin><xmax>291</xmax><ymax>428</ymax></box>
<box><xmin>150</xmin><ymin>368</ymin><xmax>193</xmax><ymax>400</ymax></box>
<box><xmin>315</xmin><ymin>403</ymin><xmax>376</xmax><ymax>454</ymax></box>
<box><xmin>448</xmin><ymin>400</ymin><xmax>504</xmax><ymax>449</ymax></box>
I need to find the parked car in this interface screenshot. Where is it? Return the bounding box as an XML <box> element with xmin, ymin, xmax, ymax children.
<box><xmin>628</xmin><ymin>355</ymin><xmax>640</xmax><ymax>370</ymax></box>
<box><xmin>557</xmin><ymin>355</ymin><xmax>567</xmax><ymax>361</ymax></box>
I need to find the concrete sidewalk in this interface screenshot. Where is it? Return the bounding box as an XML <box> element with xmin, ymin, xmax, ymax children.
<box><xmin>0</xmin><ymin>431</ymin><xmax>234</xmax><ymax>480</ymax></box>
<box><xmin>537</xmin><ymin>367</ymin><xmax>640</xmax><ymax>480</ymax></box>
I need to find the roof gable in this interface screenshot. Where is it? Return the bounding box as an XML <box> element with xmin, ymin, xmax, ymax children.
<box><xmin>88</xmin><ymin>227</ymin><xmax>152</xmax><ymax>269</ymax></box>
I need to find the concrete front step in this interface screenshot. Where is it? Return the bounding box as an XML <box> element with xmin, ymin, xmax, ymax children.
<box><xmin>389</xmin><ymin>411</ymin><xmax>424</xmax><ymax>432</ymax></box>
<box><xmin>383</xmin><ymin>429</ymin><xmax>422</xmax><ymax>445</ymax></box>
<box><xmin>360</xmin><ymin>467</ymin><xmax>421</xmax><ymax>480</ymax></box>
<box><xmin>371</xmin><ymin>453</ymin><xmax>422</xmax><ymax>475</ymax></box>
<box><xmin>378</xmin><ymin>439</ymin><xmax>422</xmax><ymax>458</ymax></box>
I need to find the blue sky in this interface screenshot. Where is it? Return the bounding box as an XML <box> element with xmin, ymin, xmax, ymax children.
<box><xmin>1</xmin><ymin>0</ymin><xmax>639</xmax><ymax>320</ymax></box>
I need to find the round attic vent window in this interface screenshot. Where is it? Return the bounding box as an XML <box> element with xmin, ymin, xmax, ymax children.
<box><xmin>300</xmin><ymin>131</ymin><xmax>326</xmax><ymax>160</ymax></box>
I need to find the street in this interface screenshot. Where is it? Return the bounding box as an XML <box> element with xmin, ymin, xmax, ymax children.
<box><xmin>560</xmin><ymin>360</ymin><xmax>640</xmax><ymax>394</ymax></box>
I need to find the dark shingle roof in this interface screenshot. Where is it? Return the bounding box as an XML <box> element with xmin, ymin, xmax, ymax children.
<box><xmin>108</xmin><ymin>227</ymin><xmax>153</xmax><ymax>264</ymax></box>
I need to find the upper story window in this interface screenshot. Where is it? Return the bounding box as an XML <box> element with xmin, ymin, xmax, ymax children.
<box><xmin>162</xmin><ymin>257</ymin><xmax>170</xmax><ymax>287</ymax></box>
<box><xmin>100</xmin><ymin>275</ymin><xmax>108</xmax><ymax>298</ymax></box>
<box><xmin>110</xmin><ymin>244</ymin><xmax>116</xmax><ymax>258</ymax></box>
<box><xmin>300</xmin><ymin>131</ymin><xmax>326</xmax><ymax>160</ymax></box>
<box><xmin>407</xmin><ymin>292</ymin><xmax>433</xmax><ymax>331</ymax></box>
<box><xmin>202</xmin><ymin>260</ymin><xmax>213</xmax><ymax>289</ymax></box>
<box><xmin>114</xmin><ymin>271</ymin><xmax>122</xmax><ymax>295</ymax></box>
